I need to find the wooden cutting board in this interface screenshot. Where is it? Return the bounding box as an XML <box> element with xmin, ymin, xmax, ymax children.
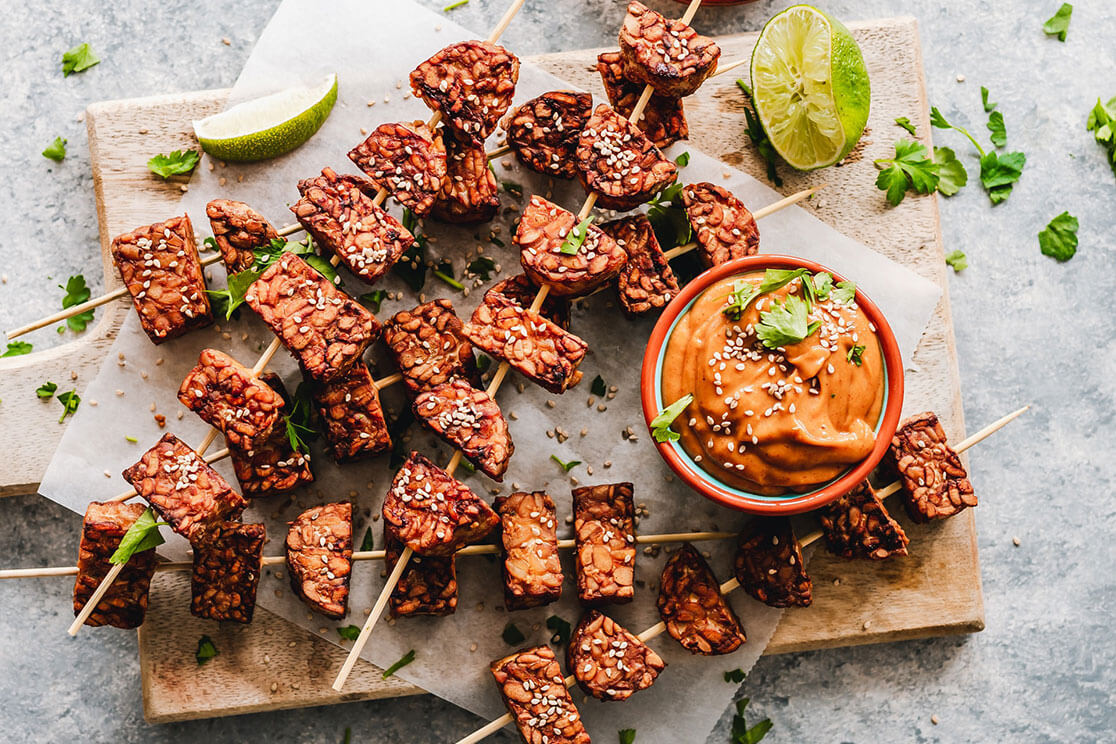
<box><xmin>0</xmin><ymin>19</ymin><xmax>983</xmax><ymax>724</ymax></box>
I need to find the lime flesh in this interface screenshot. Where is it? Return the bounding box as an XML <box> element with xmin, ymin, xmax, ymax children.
<box><xmin>750</xmin><ymin>5</ymin><xmax>870</xmax><ymax>171</ymax></box>
<box><xmin>194</xmin><ymin>74</ymin><xmax>338</xmax><ymax>163</ymax></box>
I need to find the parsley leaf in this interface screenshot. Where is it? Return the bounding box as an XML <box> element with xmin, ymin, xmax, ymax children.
<box><xmin>42</xmin><ymin>137</ymin><xmax>67</xmax><ymax>162</ymax></box>
<box><xmin>110</xmin><ymin>507</ymin><xmax>167</xmax><ymax>564</ymax></box>
<box><xmin>591</xmin><ymin>375</ymin><xmax>607</xmax><ymax>397</ymax></box>
<box><xmin>206</xmin><ymin>269</ymin><xmax>262</xmax><ymax>321</ymax></box>
<box><xmin>847</xmin><ymin>344</ymin><xmax>866</xmax><ymax>366</ymax></box>
<box><xmin>732</xmin><ymin>697</ymin><xmax>773</xmax><ymax>744</ymax></box>
<box><xmin>196</xmin><ymin>635</ymin><xmax>219</xmax><ymax>665</ymax></box>
<box><xmin>674</xmin><ymin>151</ymin><xmax>690</xmax><ymax>166</ymax></box>
<box><xmin>2</xmin><ymin>341</ymin><xmax>32</xmax><ymax>357</ymax></box>
<box><xmin>651</xmin><ymin>394</ymin><xmax>693</xmax><ymax>443</ymax></box>
<box><xmin>724</xmin><ymin>668</ymin><xmax>746</xmax><ymax>684</ymax></box>
<box><xmin>147</xmin><ymin>149</ymin><xmax>200</xmax><ymax>180</ymax></box>
<box><xmin>981</xmin><ymin>86</ymin><xmax>997</xmax><ymax>113</ymax></box>
<box><xmin>755</xmin><ymin>295</ymin><xmax>819</xmax><ymax>349</ymax></box>
<box><xmin>931</xmin><ymin>107</ymin><xmax>985</xmax><ymax>154</ymax></box>
<box><xmin>1038</xmin><ymin>211</ymin><xmax>1078</xmax><ymax>261</ymax></box>
<box><xmin>987</xmin><ymin>110</ymin><xmax>1007</xmax><ymax>148</ymax></box>
<box><xmin>359</xmin><ymin>527</ymin><xmax>374</xmax><ymax>552</ymax></box>
<box><xmin>382</xmin><ymin>649</ymin><xmax>416</xmax><ymax>679</ymax></box>
<box><xmin>60</xmin><ymin>274</ymin><xmax>95</xmax><ymax>331</ymax></box>
<box><xmin>337</xmin><ymin>625</ymin><xmax>361</xmax><ymax>641</ymax></box>
<box><xmin>1086</xmin><ymin>96</ymin><xmax>1116</xmax><ymax>180</ymax></box>
<box><xmin>57</xmin><ymin>390</ymin><xmax>80</xmax><ymax>422</ymax></box>
<box><xmin>934</xmin><ymin>146</ymin><xmax>968</xmax><ymax>196</ymax></box>
<box><xmin>832</xmin><ymin>280</ymin><xmax>856</xmax><ymax>304</ymax></box>
<box><xmin>945</xmin><ymin>250</ymin><xmax>968</xmax><ymax>272</ymax></box>
<box><xmin>618</xmin><ymin>730</ymin><xmax>637</xmax><ymax>744</ymax></box>
<box><xmin>358</xmin><ymin>289</ymin><xmax>387</xmax><ymax>313</ymax></box>
<box><xmin>979</xmin><ymin>150</ymin><xmax>1026</xmax><ymax>205</ymax></box>
<box><xmin>501</xmin><ymin>623</ymin><xmax>526</xmax><ymax>645</ymax></box>
<box><xmin>894</xmin><ymin>117</ymin><xmax>917</xmax><ymax>136</ymax></box>
<box><xmin>36</xmin><ymin>381</ymin><xmax>58</xmax><ymax>399</ymax></box>
<box><xmin>874</xmin><ymin>139</ymin><xmax>940</xmax><ymax>206</ymax></box>
<box><xmin>303</xmin><ymin>254</ymin><xmax>340</xmax><ymax>285</ymax></box>
<box><xmin>466</xmin><ymin>255</ymin><xmax>496</xmax><ymax>281</ymax></box>
<box><xmin>61</xmin><ymin>43</ymin><xmax>100</xmax><ymax>76</ymax></box>
<box><xmin>1043</xmin><ymin>3</ymin><xmax>1073</xmax><ymax>41</ymax></box>
<box><xmin>736</xmin><ymin>79</ymin><xmax>783</xmax><ymax>186</ymax></box>
<box><xmin>550</xmin><ymin>454</ymin><xmax>581</xmax><ymax>473</ymax></box>
<box><xmin>252</xmin><ymin>237</ymin><xmax>313</xmax><ymax>272</ymax></box>
<box><xmin>722</xmin><ymin>279</ymin><xmax>759</xmax><ymax>321</ymax></box>
<box><xmin>546</xmin><ymin>615</ymin><xmax>571</xmax><ymax>646</ymax></box>
<box><xmin>812</xmin><ymin>272</ymin><xmax>833</xmax><ymax>299</ymax></box>
<box><xmin>559</xmin><ymin>217</ymin><xmax>594</xmax><ymax>255</ymax></box>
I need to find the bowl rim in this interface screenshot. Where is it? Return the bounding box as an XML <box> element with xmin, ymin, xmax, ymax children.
<box><xmin>640</xmin><ymin>254</ymin><xmax>905</xmax><ymax>516</ymax></box>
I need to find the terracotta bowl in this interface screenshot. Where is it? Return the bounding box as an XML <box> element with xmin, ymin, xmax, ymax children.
<box><xmin>640</xmin><ymin>254</ymin><xmax>905</xmax><ymax>515</ymax></box>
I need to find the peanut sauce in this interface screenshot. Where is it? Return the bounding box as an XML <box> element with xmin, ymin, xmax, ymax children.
<box><xmin>661</xmin><ymin>271</ymin><xmax>884</xmax><ymax>494</ymax></box>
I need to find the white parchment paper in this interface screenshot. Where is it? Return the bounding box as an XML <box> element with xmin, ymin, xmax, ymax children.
<box><xmin>39</xmin><ymin>0</ymin><xmax>941</xmax><ymax>739</ymax></box>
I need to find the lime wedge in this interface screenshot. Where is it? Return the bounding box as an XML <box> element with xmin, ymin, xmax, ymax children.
<box><xmin>750</xmin><ymin>6</ymin><xmax>870</xmax><ymax>171</ymax></box>
<box><xmin>193</xmin><ymin>74</ymin><xmax>338</xmax><ymax>162</ymax></box>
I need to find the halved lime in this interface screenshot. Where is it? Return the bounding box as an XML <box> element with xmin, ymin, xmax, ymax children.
<box><xmin>194</xmin><ymin>74</ymin><xmax>338</xmax><ymax>162</ymax></box>
<box><xmin>750</xmin><ymin>6</ymin><xmax>870</xmax><ymax>171</ymax></box>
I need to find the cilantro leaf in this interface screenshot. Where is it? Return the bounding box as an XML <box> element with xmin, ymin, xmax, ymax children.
<box><xmin>337</xmin><ymin>625</ymin><xmax>361</xmax><ymax>641</ymax></box>
<box><xmin>550</xmin><ymin>454</ymin><xmax>581</xmax><ymax>473</ymax></box>
<box><xmin>736</xmin><ymin>79</ymin><xmax>783</xmax><ymax>186</ymax></box>
<box><xmin>645</xmin><ymin>183</ymin><xmax>692</xmax><ymax>250</ymax></box>
<box><xmin>674</xmin><ymin>151</ymin><xmax>690</xmax><ymax>166</ymax></box>
<box><xmin>651</xmin><ymin>394</ymin><xmax>693</xmax><ymax>443</ymax></box>
<box><xmin>500</xmin><ymin>180</ymin><xmax>523</xmax><ymax>198</ymax></box>
<box><xmin>358</xmin><ymin>289</ymin><xmax>387</xmax><ymax>313</ymax></box>
<box><xmin>618</xmin><ymin>730</ymin><xmax>637</xmax><ymax>744</ymax></box>
<box><xmin>202</xmin><ymin>236</ymin><xmax>219</xmax><ymax>253</ymax></box>
<box><xmin>1038</xmin><ymin>211</ymin><xmax>1078</xmax><ymax>261</ymax></box>
<box><xmin>724</xmin><ymin>668</ymin><xmax>746</xmax><ymax>683</ymax></box>
<box><xmin>61</xmin><ymin>43</ymin><xmax>100</xmax><ymax>76</ymax></box>
<box><xmin>832</xmin><ymin>280</ymin><xmax>856</xmax><ymax>304</ymax></box>
<box><xmin>42</xmin><ymin>137</ymin><xmax>67</xmax><ymax>162</ymax></box>
<box><xmin>394</xmin><ymin>210</ymin><xmax>428</xmax><ymax>291</ymax></box>
<box><xmin>945</xmin><ymin>250</ymin><xmax>968</xmax><ymax>272</ymax></box>
<box><xmin>36</xmin><ymin>381</ymin><xmax>58</xmax><ymax>399</ymax></box>
<box><xmin>147</xmin><ymin>149</ymin><xmax>200</xmax><ymax>180</ymax></box>
<box><xmin>874</xmin><ymin>139</ymin><xmax>939</xmax><ymax>206</ymax></box>
<box><xmin>755</xmin><ymin>295</ymin><xmax>819</xmax><ymax>349</ymax></box>
<box><xmin>722</xmin><ymin>279</ymin><xmax>759</xmax><ymax>321</ymax></box>
<box><xmin>501</xmin><ymin>623</ymin><xmax>526</xmax><ymax>645</ymax></box>
<box><xmin>110</xmin><ymin>507</ymin><xmax>167</xmax><ymax>564</ymax></box>
<box><xmin>196</xmin><ymin>635</ymin><xmax>219</xmax><ymax>665</ymax></box>
<box><xmin>732</xmin><ymin>697</ymin><xmax>773</xmax><ymax>744</ymax></box>
<box><xmin>981</xmin><ymin>86</ymin><xmax>997</xmax><ymax>113</ymax></box>
<box><xmin>476</xmin><ymin>353</ymin><xmax>492</xmax><ymax>374</ymax></box>
<box><xmin>252</xmin><ymin>237</ymin><xmax>314</xmax><ymax>272</ymax></box>
<box><xmin>812</xmin><ymin>272</ymin><xmax>833</xmax><ymax>299</ymax></box>
<box><xmin>283</xmin><ymin>382</ymin><xmax>318</xmax><ymax>453</ymax></box>
<box><xmin>466</xmin><ymin>255</ymin><xmax>496</xmax><ymax>281</ymax></box>
<box><xmin>60</xmin><ymin>274</ymin><xmax>94</xmax><ymax>331</ymax></box>
<box><xmin>591</xmin><ymin>375</ymin><xmax>607</xmax><ymax>397</ymax></box>
<box><xmin>1086</xmin><ymin>96</ymin><xmax>1116</xmax><ymax>180</ymax></box>
<box><xmin>303</xmin><ymin>254</ymin><xmax>340</xmax><ymax>285</ymax></box>
<box><xmin>359</xmin><ymin>527</ymin><xmax>374</xmax><ymax>552</ymax></box>
<box><xmin>987</xmin><ymin>110</ymin><xmax>1007</xmax><ymax>148</ymax></box>
<box><xmin>546</xmin><ymin>615</ymin><xmax>571</xmax><ymax>646</ymax></box>
<box><xmin>57</xmin><ymin>390</ymin><xmax>80</xmax><ymax>422</ymax></box>
<box><xmin>979</xmin><ymin>150</ymin><xmax>1026</xmax><ymax>205</ymax></box>
<box><xmin>847</xmin><ymin>344</ymin><xmax>866</xmax><ymax>366</ymax></box>
<box><xmin>1043</xmin><ymin>3</ymin><xmax>1073</xmax><ymax>41</ymax></box>
<box><xmin>894</xmin><ymin>117</ymin><xmax>917</xmax><ymax>136</ymax></box>
<box><xmin>206</xmin><ymin>269</ymin><xmax>262</xmax><ymax>321</ymax></box>
<box><xmin>934</xmin><ymin>146</ymin><xmax>968</xmax><ymax>196</ymax></box>
<box><xmin>382</xmin><ymin>649</ymin><xmax>416</xmax><ymax>679</ymax></box>
<box><xmin>3</xmin><ymin>341</ymin><xmax>32</xmax><ymax>357</ymax></box>
<box><xmin>930</xmin><ymin>107</ymin><xmax>985</xmax><ymax>155</ymax></box>
<box><xmin>559</xmin><ymin>217</ymin><xmax>594</xmax><ymax>255</ymax></box>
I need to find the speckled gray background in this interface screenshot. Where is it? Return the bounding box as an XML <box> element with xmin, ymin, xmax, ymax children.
<box><xmin>1</xmin><ymin>0</ymin><xmax>1113</xmax><ymax>742</ymax></box>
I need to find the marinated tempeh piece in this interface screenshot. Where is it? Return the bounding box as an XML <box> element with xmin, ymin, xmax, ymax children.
<box><xmin>573</xmin><ymin>482</ymin><xmax>636</xmax><ymax>606</ymax></box>
<box><xmin>384</xmin><ymin>528</ymin><xmax>458</xmax><ymax>617</ymax></box>
<box><xmin>733</xmin><ymin>517</ymin><xmax>812</xmax><ymax>608</ymax></box>
<box><xmin>494</xmin><ymin>491</ymin><xmax>563</xmax><ymax>610</ymax></box>
<box><xmin>597</xmin><ymin>50</ymin><xmax>688</xmax><ymax>150</ymax></box>
<box><xmin>431</xmin><ymin>131</ymin><xmax>500</xmax><ymax>225</ymax></box>
<box><xmin>228</xmin><ymin>372</ymin><xmax>313</xmax><ymax>497</ymax></box>
<box><xmin>382</xmin><ymin>452</ymin><xmax>499</xmax><ymax>557</ymax></box>
<box><xmin>576</xmin><ymin>103</ymin><xmax>677</xmax><ymax>211</ymax></box>
<box><xmin>618</xmin><ymin>1</ymin><xmax>721</xmax><ymax>98</ymax></box>
<box><xmin>515</xmin><ymin>195</ymin><xmax>628</xmax><ymax>297</ymax></box>
<box><xmin>314</xmin><ymin>362</ymin><xmax>392</xmax><ymax>463</ymax></box>
<box><xmin>122</xmin><ymin>433</ymin><xmax>247</xmax><ymax>543</ymax></box>
<box><xmin>72</xmin><ymin>502</ymin><xmax>158</xmax><ymax>629</ymax></box>
<box><xmin>821</xmin><ymin>480</ymin><xmax>910</xmax><ymax>560</ymax></box>
<box><xmin>285</xmin><ymin>502</ymin><xmax>352</xmax><ymax>619</ymax></box>
<box><xmin>177</xmin><ymin>348</ymin><xmax>285</xmax><ymax>449</ymax></box>
<box><xmin>657</xmin><ymin>542</ymin><xmax>746</xmax><ymax>655</ymax></box>
<box><xmin>503</xmin><ymin>90</ymin><xmax>593</xmax><ymax>178</ymax></box>
<box><xmin>110</xmin><ymin>215</ymin><xmax>212</xmax><ymax>344</ymax></box>
<box><xmin>382</xmin><ymin>299</ymin><xmax>480</xmax><ymax>397</ymax></box>
<box><xmin>414</xmin><ymin>378</ymin><xmax>513</xmax><ymax>480</ymax></box>
<box><xmin>410</xmin><ymin>40</ymin><xmax>520</xmax><ymax>145</ymax></box>
<box><xmin>463</xmin><ymin>292</ymin><xmax>588</xmax><ymax>394</ymax></box>
<box><xmin>681</xmin><ymin>182</ymin><xmax>761</xmax><ymax>267</ymax></box>
<box><xmin>491</xmin><ymin>645</ymin><xmax>591</xmax><ymax>744</ymax></box>
<box><xmin>292</xmin><ymin>167</ymin><xmax>413</xmax><ymax>284</ymax></box>
<box><xmin>485</xmin><ymin>274</ymin><xmax>571</xmax><ymax>330</ymax></box>
<box><xmin>601</xmin><ymin>214</ymin><xmax>679</xmax><ymax>316</ymax></box>
<box><xmin>567</xmin><ymin>609</ymin><xmax>665</xmax><ymax>701</ymax></box>
<box><xmin>245</xmin><ymin>252</ymin><xmax>379</xmax><ymax>382</ymax></box>
<box><xmin>890</xmin><ymin>411</ymin><xmax>977</xmax><ymax>523</ymax></box>
<box><xmin>206</xmin><ymin>198</ymin><xmax>279</xmax><ymax>273</ymax></box>
<box><xmin>191</xmin><ymin>521</ymin><xmax>265</xmax><ymax>624</ymax></box>
<box><xmin>347</xmin><ymin>121</ymin><xmax>448</xmax><ymax>217</ymax></box>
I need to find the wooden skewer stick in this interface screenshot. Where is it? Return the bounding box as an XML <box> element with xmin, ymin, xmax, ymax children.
<box><xmin>454</xmin><ymin>403</ymin><xmax>1031</xmax><ymax>744</ymax></box>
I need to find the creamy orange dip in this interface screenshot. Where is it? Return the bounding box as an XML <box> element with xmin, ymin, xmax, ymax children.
<box><xmin>661</xmin><ymin>271</ymin><xmax>884</xmax><ymax>494</ymax></box>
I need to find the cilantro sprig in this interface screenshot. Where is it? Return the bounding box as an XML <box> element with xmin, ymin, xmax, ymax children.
<box><xmin>147</xmin><ymin>150</ymin><xmax>200</xmax><ymax>180</ymax></box>
<box><xmin>590</xmin><ymin>375</ymin><xmax>607</xmax><ymax>397</ymax></box>
<box><xmin>559</xmin><ymin>216</ymin><xmax>594</xmax><ymax>255</ymax></box>
<box><xmin>755</xmin><ymin>295</ymin><xmax>820</xmax><ymax>350</ymax></box>
<box><xmin>550</xmin><ymin>454</ymin><xmax>581</xmax><ymax>473</ymax></box>
<box><xmin>931</xmin><ymin>106</ymin><xmax>1026</xmax><ymax>205</ymax></box>
<box><xmin>359</xmin><ymin>527</ymin><xmax>374</xmax><ymax>552</ymax></box>
<box><xmin>1087</xmin><ymin>96</ymin><xmax>1116</xmax><ymax>180</ymax></box>
<box><xmin>874</xmin><ymin>139</ymin><xmax>940</xmax><ymax>206</ymax></box>
<box><xmin>109</xmin><ymin>507</ymin><xmax>167</xmax><ymax>564</ymax></box>
<box><xmin>60</xmin><ymin>274</ymin><xmax>95</xmax><ymax>332</ymax></box>
<box><xmin>651</xmin><ymin>394</ymin><xmax>693</xmax><ymax>443</ymax></box>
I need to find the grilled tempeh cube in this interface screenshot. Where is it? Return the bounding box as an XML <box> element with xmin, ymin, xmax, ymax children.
<box><xmin>485</xmin><ymin>274</ymin><xmax>571</xmax><ymax>330</ymax></box>
<box><xmin>347</xmin><ymin>121</ymin><xmax>448</xmax><ymax>217</ymax></box>
<box><xmin>681</xmin><ymin>182</ymin><xmax>760</xmax><ymax>267</ymax></box>
<box><xmin>601</xmin><ymin>213</ymin><xmax>679</xmax><ymax>316</ymax></box>
<box><xmin>733</xmin><ymin>517</ymin><xmax>812</xmax><ymax>608</ymax></box>
<box><xmin>177</xmin><ymin>348</ymin><xmax>285</xmax><ymax>449</ymax></box>
<box><xmin>597</xmin><ymin>50</ymin><xmax>688</xmax><ymax>150</ymax></box>
<box><xmin>413</xmin><ymin>378</ymin><xmax>513</xmax><ymax>480</ymax></box>
<box><xmin>382</xmin><ymin>299</ymin><xmax>480</xmax><ymax>397</ymax></box>
<box><xmin>382</xmin><ymin>452</ymin><xmax>499</xmax><ymax>557</ymax></box>
<box><xmin>245</xmin><ymin>252</ymin><xmax>379</xmax><ymax>382</ymax></box>
<box><xmin>110</xmin><ymin>215</ymin><xmax>212</xmax><ymax>344</ymax></box>
<box><xmin>618</xmin><ymin>1</ymin><xmax>721</xmax><ymax>98</ymax></box>
<box><xmin>228</xmin><ymin>372</ymin><xmax>314</xmax><ymax>497</ymax></box>
<box><xmin>503</xmin><ymin>90</ymin><xmax>593</xmax><ymax>178</ymax></box>
<box><xmin>313</xmin><ymin>362</ymin><xmax>392</xmax><ymax>463</ymax></box>
<box><xmin>431</xmin><ymin>130</ymin><xmax>500</xmax><ymax>225</ymax></box>
<box><xmin>657</xmin><ymin>542</ymin><xmax>746</xmax><ymax>655</ymax></box>
<box><xmin>464</xmin><ymin>292</ymin><xmax>588</xmax><ymax>394</ymax></box>
<box><xmin>515</xmin><ymin>195</ymin><xmax>628</xmax><ymax>297</ymax></box>
<box><xmin>285</xmin><ymin>502</ymin><xmax>352</xmax><ymax>619</ymax></box>
<box><xmin>890</xmin><ymin>411</ymin><xmax>977</xmax><ymax>523</ymax></box>
<box><xmin>410</xmin><ymin>40</ymin><xmax>520</xmax><ymax>145</ymax></box>
<box><xmin>567</xmin><ymin>609</ymin><xmax>665</xmax><ymax>701</ymax></box>
<box><xmin>122</xmin><ymin>433</ymin><xmax>247</xmax><ymax>543</ymax></box>
<box><xmin>573</xmin><ymin>482</ymin><xmax>636</xmax><ymax>606</ymax></box>
<box><xmin>292</xmin><ymin>167</ymin><xmax>413</xmax><ymax>284</ymax></box>
<box><xmin>491</xmin><ymin>645</ymin><xmax>591</xmax><ymax>744</ymax></box>
<box><xmin>576</xmin><ymin>104</ymin><xmax>677</xmax><ymax>211</ymax></box>
<box><xmin>191</xmin><ymin>521</ymin><xmax>265</xmax><ymax>623</ymax></box>
<box><xmin>206</xmin><ymin>198</ymin><xmax>279</xmax><ymax>274</ymax></box>
<box><xmin>820</xmin><ymin>480</ymin><xmax>909</xmax><ymax>560</ymax></box>
<box><xmin>72</xmin><ymin>501</ymin><xmax>158</xmax><ymax>629</ymax></box>
<box><xmin>384</xmin><ymin>528</ymin><xmax>458</xmax><ymax>617</ymax></box>
<box><xmin>494</xmin><ymin>491</ymin><xmax>563</xmax><ymax>610</ymax></box>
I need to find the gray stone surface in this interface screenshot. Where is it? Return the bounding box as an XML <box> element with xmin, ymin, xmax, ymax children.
<box><xmin>0</xmin><ymin>0</ymin><xmax>1113</xmax><ymax>742</ymax></box>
